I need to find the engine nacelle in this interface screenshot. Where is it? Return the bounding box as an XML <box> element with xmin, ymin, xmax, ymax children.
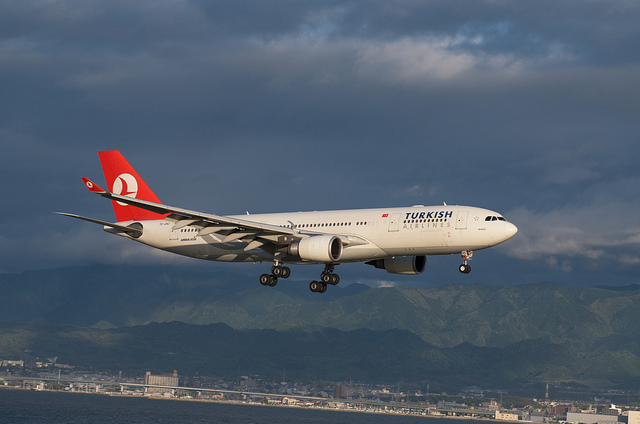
<box><xmin>366</xmin><ymin>256</ymin><xmax>426</xmax><ymax>275</ymax></box>
<box><xmin>289</xmin><ymin>235</ymin><xmax>343</xmax><ymax>262</ymax></box>
<box><xmin>126</xmin><ymin>222</ymin><xmax>143</xmax><ymax>239</ymax></box>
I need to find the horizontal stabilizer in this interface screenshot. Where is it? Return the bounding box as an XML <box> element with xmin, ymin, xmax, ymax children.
<box><xmin>55</xmin><ymin>212</ymin><xmax>143</xmax><ymax>238</ymax></box>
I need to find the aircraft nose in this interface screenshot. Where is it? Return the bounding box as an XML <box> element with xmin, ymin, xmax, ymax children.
<box><xmin>504</xmin><ymin>222</ymin><xmax>518</xmax><ymax>240</ymax></box>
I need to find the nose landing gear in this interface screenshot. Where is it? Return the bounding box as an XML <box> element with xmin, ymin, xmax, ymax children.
<box><xmin>459</xmin><ymin>250</ymin><xmax>473</xmax><ymax>274</ymax></box>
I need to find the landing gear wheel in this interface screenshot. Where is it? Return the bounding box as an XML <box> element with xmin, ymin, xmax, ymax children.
<box><xmin>260</xmin><ymin>274</ymin><xmax>271</xmax><ymax>285</ymax></box>
<box><xmin>272</xmin><ymin>266</ymin><xmax>283</xmax><ymax>277</ymax></box>
<box><xmin>281</xmin><ymin>266</ymin><xmax>291</xmax><ymax>279</ymax></box>
<box><xmin>310</xmin><ymin>281</ymin><xmax>320</xmax><ymax>292</ymax></box>
<box><xmin>320</xmin><ymin>266</ymin><xmax>340</xmax><ymax>286</ymax></box>
<box><xmin>459</xmin><ymin>264</ymin><xmax>471</xmax><ymax>274</ymax></box>
<box><xmin>260</xmin><ymin>273</ymin><xmax>278</xmax><ymax>286</ymax></box>
<box><xmin>271</xmin><ymin>265</ymin><xmax>291</xmax><ymax>279</ymax></box>
<box><xmin>317</xmin><ymin>282</ymin><xmax>327</xmax><ymax>293</ymax></box>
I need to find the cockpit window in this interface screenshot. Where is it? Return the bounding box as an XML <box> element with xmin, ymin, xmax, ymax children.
<box><xmin>485</xmin><ymin>216</ymin><xmax>507</xmax><ymax>222</ymax></box>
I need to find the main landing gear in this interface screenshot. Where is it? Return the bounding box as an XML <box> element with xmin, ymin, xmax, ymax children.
<box><xmin>459</xmin><ymin>250</ymin><xmax>473</xmax><ymax>274</ymax></box>
<box><xmin>309</xmin><ymin>265</ymin><xmax>340</xmax><ymax>293</ymax></box>
<box><xmin>259</xmin><ymin>263</ymin><xmax>291</xmax><ymax>287</ymax></box>
<box><xmin>260</xmin><ymin>263</ymin><xmax>339</xmax><ymax>293</ymax></box>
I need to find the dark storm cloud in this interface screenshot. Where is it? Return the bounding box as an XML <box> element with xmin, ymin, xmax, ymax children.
<box><xmin>1</xmin><ymin>1</ymin><xmax>640</xmax><ymax>285</ymax></box>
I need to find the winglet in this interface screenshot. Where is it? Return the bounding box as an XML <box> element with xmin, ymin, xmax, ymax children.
<box><xmin>82</xmin><ymin>178</ymin><xmax>106</xmax><ymax>193</ymax></box>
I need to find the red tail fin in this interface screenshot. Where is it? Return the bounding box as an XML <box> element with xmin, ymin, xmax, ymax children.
<box><xmin>98</xmin><ymin>150</ymin><xmax>166</xmax><ymax>222</ymax></box>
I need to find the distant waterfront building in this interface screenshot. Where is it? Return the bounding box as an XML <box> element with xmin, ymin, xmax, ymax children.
<box><xmin>1</xmin><ymin>360</ymin><xmax>24</xmax><ymax>367</ymax></box>
<box><xmin>522</xmin><ymin>411</ymin><xmax>545</xmax><ymax>422</ymax></box>
<box><xmin>549</xmin><ymin>404</ymin><xmax>579</xmax><ymax>417</ymax></box>
<box><xmin>282</xmin><ymin>397</ymin><xmax>298</xmax><ymax>405</ymax></box>
<box><xmin>566</xmin><ymin>412</ymin><xmax>622</xmax><ymax>424</ymax></box>
<box><xmin>628</xmin><ymin>411</ymin><xmax>640</xmax><ymax>424</ymax></box>
<box><xmin>335</xmin><ymin>384</ymin><xmax>348</xmax><ymax>399</ymax></box>
<box><xmin>144</xmin><ymin>370</ymin><xmax>179</xmax><ymax>387</ymax></box>
<box><xmin>602</xmin><ymin>406</ymin><xmax>623</xmax><ymax>416</ymax></box>
<box><xmin>496</xmin><ymin>410</ymin><xmax>520</xmax><ymax>421</ymax></box>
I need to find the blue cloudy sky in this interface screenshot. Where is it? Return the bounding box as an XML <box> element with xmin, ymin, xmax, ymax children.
<box><xmin>1</xmin><ymin>1</ymin><xmax>640</xmax><ymax>287</ymax></box>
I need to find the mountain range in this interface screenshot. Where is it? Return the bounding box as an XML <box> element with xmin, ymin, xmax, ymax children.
<box><xmin>2</xmin><ymin>265</ymin><xmax>640</xmax><ymax>393</ymax></box>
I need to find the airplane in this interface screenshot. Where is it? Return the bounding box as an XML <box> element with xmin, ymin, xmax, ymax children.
<box><xmin>58</xmin><ymin>150</ymin><xmax>518</xmax><ymax>293</ymax></box>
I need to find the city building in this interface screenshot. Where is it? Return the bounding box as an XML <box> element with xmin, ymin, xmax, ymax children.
<box><xmin>496</xmin><ymin>410</ymin><xmax>520</xmax><ymax>421</ymax></box>
<box><xmin>566</xmin><ymin>412</ymin><xmax>622</xmax><ymax>424</ymax></box>
<box><xmin>522</xmin><ymin>411</ymin><xmax>546</xmax><ymax>422</ymax></box>
<box><xmin>144</xmin><ymin>370</ymin><xmax>179</xmax><ymax>387</ymax></box>
<box><xmin>1</xmin><ymin>360</ymin><xmax>24</xmax><ymax>367</ymax></box>
<box><xmin>144</xmin><ymin>370</ymin><xmax>179</xmax><ymax>395</ymax></box>
<box><xmin>335</xmin><ymin>384</ymin><xmax>348</xmax><ymax>399</ymax></box>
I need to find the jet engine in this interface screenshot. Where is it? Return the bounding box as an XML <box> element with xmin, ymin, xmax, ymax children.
<box><xmin>288</xmin><ymin>235</ymin><xmax>343</xmax><ymax>262</ymax></box>
<box><xmin>366</xmin><ymin>256</ymin><xmax>426</xmax><ymax>275</ymax></box>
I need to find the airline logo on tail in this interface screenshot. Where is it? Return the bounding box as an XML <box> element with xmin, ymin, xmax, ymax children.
<box><xmin>97</xmin><ymin>150</ymin><xmax>167</xmax><ymax>222</ymax></box>
<box><xmin>112</xmin><ymin>173</ymin><xmax>138</xmax><ymax>206</ymax></box>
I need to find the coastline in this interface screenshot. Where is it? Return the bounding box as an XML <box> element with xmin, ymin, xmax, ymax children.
<box><xmin>0</xmin><ymin>385</ymin><xmax>519</xmax><ymax>423</ymax></box>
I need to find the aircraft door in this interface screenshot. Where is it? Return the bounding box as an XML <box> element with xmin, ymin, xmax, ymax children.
<box><xmin>388</xmin><ymin>213</ymin><xmax>400</xmax><ymax>232</ymax></box>
<box><xmin>456</xmin><ymin>211</ymin><xmax>468</xmax><ymax>229</ymax></box>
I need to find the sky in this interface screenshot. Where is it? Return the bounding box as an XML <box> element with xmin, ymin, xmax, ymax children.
<box><xmin>1</xmin><ymin>0</ymin><xmax>640</xmax><ymax>288</ymax></box>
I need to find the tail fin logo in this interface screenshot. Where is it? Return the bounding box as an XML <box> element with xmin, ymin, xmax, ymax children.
<box><xmin>112</xmin><ymin>173</ymin><xmax>138</xmax><ymax>206</ymax></box>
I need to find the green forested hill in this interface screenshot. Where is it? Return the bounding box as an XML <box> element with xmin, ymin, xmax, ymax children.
<box><xmin>2</xmin><ymin>265</ymin><xmax>640</xmax><ymax>390</ymax></box>
<box><xmin>2</xmin><ymin>265</ymin><xmax>640</xmax><ymax>349</ymax></box>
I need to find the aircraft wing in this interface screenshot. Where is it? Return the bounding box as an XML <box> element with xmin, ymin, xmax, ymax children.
<box><xmin>79</xmin><ymin>178</ymin><xmax>367</xmax><ymax>250</ymax></box>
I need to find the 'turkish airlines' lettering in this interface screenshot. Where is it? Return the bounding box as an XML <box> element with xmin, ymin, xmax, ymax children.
<box><xmin>404</xmin><ymin>211</ymin><xmax>453</xmax><ymax>220</ymax></box>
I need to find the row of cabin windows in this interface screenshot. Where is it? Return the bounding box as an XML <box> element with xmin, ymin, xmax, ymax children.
<box><xmin>180</xmin><ymin>223</ymin><xmax>371</xmax><ymax>232</ymax></box>
<box><xmin>280</xmin><ymin>222</ymin><xmax>369</xmax><ymax>229</ymax></box>
<box><xmin>485</xmin><ymin>216</ymin><xmax>506</xmax><ymax>221</ymax></box>
<box><xmin>404</xmin><ymin>218</ymin><xmax>448</xmax><ymax>224</ymax></box>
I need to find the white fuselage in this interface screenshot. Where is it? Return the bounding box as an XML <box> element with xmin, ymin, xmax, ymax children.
<box><xmin>107</xmin><ymin>205</ymin><xmax>517</xmax><ymax>264</ymax></box>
